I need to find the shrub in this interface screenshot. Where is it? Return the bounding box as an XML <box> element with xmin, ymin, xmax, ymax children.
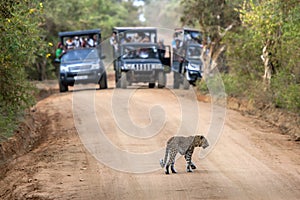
<box><xmin>271</xmin><ymin>71</ymin><xmax>300</xmax><ymax>112</ymax></box>
<box><xmin>0</xmin><ymin>1</ymin><xmax>44</xmax><ymax>140</ymax></box>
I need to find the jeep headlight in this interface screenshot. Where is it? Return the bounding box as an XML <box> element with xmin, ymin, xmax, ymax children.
<box><xmin>60</xmin><ymin>65</ymin><xmax>69</xmax><ymax>72</ymax></box>
<box><xmin>91</xmin><ymin>63</ymin><xmax>100</xmax><ymax>69</ymax></box>
<box><xmin>155</xmin><ymin>64</ymin><xmax>162</xmax><ymax>69</ymax></box>
<box><xmin>187</xmin><ymin>63</ymin><xmax>199</xmax><ymax>70</ymax></box>
<box><xmin>122</xmin><ymin>64</ymin><xmax>132</xmax><ymax>70</ymax></box>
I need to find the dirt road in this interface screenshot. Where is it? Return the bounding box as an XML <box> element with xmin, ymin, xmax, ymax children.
<box><xmin>1</xmin><ymin>74</ymin><xmax>300</xmax><ymax>200</ymax></box>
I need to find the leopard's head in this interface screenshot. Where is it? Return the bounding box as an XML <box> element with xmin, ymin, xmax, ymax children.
<box><xmin>194</xmin><ymin>135</ymin><xmax>209</xmax><ymax>149</ymax></box>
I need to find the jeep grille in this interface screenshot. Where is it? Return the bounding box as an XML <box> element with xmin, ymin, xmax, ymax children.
<box><xmin>70</xmin><ymin>65</ymin><xmax>91</xmax><ymax>71</ymax></box>
<box><xmin>132</xmin><ymin>63</ymin><xmax>163</xmax><ymax>71</ymax></box>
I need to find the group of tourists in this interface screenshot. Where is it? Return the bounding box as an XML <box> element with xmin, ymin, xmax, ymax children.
<box><xmin>55</xmin><ymin>35</ymin><xmax>98</xmax><ymax>62</ymax></box>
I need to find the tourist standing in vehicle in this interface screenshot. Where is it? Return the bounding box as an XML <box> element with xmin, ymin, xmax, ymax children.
<box><xmin>79</xmin><ymin>37</ymin><xmax>86</xmax><ymax>47</ymax></box>
<box><xmin>73</xmin><ymin>36</ymin><xmax>81</xmax><ymax>48</ymax></box>
<box><xmin>110</xmin><ymin>32</ymin><xmax>118</xmax><ymax>52</ymax></box>
<box><xmin>110</xmin><ymin>32</ymin><xmax>117</xmax><ymax>45</ymax></box>
<box><xmin>55</xmin><ymin>42</ymin><xmax>65</xmax><ymax>62</ymax></box>
<box><xmin>54</xmin><ymin>42</ymin><xmax>66</xmax><ymax>77</ymax></box>
<box><xmin>132</xmin><ymin>33</ymin><xmax>142</xmax><ymax>42</ymax></box>
<box><xmin>141</xmin><ymin>34</ymin><xmax>150</xmax><ymax>43</ymax></box>
<box><xmin>172</xmin><ymin>39</ymin><xmax>184</xmax><ymax>73</ymax></box>
<box><xmin>87</xmin><ymin>35</ymin><xmax>96</xmax><ymax>47</ymax></box>
<box><xmin>66</xmin><ymin>37</ymin><xmax>75</xmax><ymax>49</ymax></box>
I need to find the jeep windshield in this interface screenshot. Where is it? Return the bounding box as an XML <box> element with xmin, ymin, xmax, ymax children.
<box><xmin>186</xmin><ymin>45</ymin><xmax>202</xmax><ymax>61</ymax></box>
<box><xmin>61</xmin><ymin>48</ymin><xmax>99</xmax><ymax>62</ymax></box>
<box><xmin>121</xmin><ymin>44</ymin><xmax>159</xmax><ymax>59</ymax></box>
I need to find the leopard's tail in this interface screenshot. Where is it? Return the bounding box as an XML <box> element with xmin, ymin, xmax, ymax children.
<box><xmin>160</xmin><ymin>147</ymin><xmax>169</xmax><ymax>168</ymax></box>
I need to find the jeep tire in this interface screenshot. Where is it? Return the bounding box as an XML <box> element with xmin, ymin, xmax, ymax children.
<box><xmin>173</xmin><ymin>72</ymin><xmax>180</xmax><ymax>89</ymax></box>
<box><xmin>59</xmin><ymin>79</ymin><xmax>68</xmax><ymax>92</ymax></box>
<box><xmin>157</xmin><ymin>71</ymin><xmax>166</xmax><ymax>88</ymax></box>
<box><xmin>120</xmin><ymin>72</ymin><xmax>128</xmax><ymax>89</ymax></box>
<box><xmin>99</xmin><ymin>72</ymin><xmax>108</xmax><ymax>89</ymax></box>
<box><xmin>183</xmin><ymin>73</ymin><xmax>190</xmax><ymax>90</ymax></box>
<box><xmin>115</xmin><ymin>71</ymin><xmax>121</xmax><ymax>88</ymax></box>
<box><xmin>148</xmin><ymin>83</ymin><xmax>155</xmax><ymax>88</ymax></box>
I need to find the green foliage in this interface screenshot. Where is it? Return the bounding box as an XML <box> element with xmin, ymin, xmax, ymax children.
<box><xmin>238</xmin><ymin>0</ymin><xmax>283</xmax><ymax>41</ymax></box>
<box><xmin>221</xmin><ymin>74</ymin><xmax>246</xmax><ymax>97</ymax></box>
<box><xmin>271</xmin><ymin>71</ymin><xmax>300</xmax><ymax>112</ymax></box>
<box><xmin>279</xmin><ymin>3</ymin><xmax>300</xmax><ymax>83</ymax></box>
<box><xmin>43</xmin><ymin>0</ymin><xmax>141</xmax><ymax>39</ymax></box>
<box><xmin>0</xmin><ymin>0</ymin><xmax>45</xmax><ymax>139</ymax></box>
<box><xmin>0</xmin><ymin>68</ymin><xmax>36</xmax><ymax>139</ymax></box>
<box><xmin>224</xmin><ymin>26</ymin><xmax>263</xmax><ymax>78</ymax></box>
<box><xmin>197</xmin><ymin>73</ymin><xmax>254</xmax><ymax>98</ymax></box>
<box><xmin>223</xmin><ymin>0</ymin><xmax>300</xmax><ymax>113</ymax></box>
<box><xmin>181</xmin><ymin>0</ymin><xmax>299</xmax><ymax>114</ymax></box>
<box><xmin>235</xmin><ymin>0</ymin><xmax>300</xmax><ymax>76</ymax></box>
<box><xmin>180</xmin><ymin>0</ymin><xmax>240</xmax><ymax>41</ymax></box>
<box><xmin>196</xmin><ymin>79</ymin><xmax>209</xmax><ymax>94</ymax></box>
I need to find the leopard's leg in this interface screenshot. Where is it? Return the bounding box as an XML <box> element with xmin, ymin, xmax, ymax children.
<box><xmin>165</xmin><ymin>164</ymin><xmax>170</xmax><ymax>174</ymax></box>
<box><xmin>188</xmin><ymin>154</ymin><xmax>196</xmax><ymax>170</ymax></box>
<box><xmin>164</xmin><ymin>150</ymin><xmax>170</xmax><ymax>174</ymax></box>
<box><xmin>171</xmin><ymin>162</ymin><xmax>177</xmax><ymax>173</ymax></box>
<box><xmin>166</xmin><ymin>149</ymin><xmax>177</xmax><ymax>174</ymax></box>
<box><xmin>184</xmin><ymin>150</ymin><xmax>194</xmax><ymax>172</ymax></box>
<box><xmin>163</xmin><ymin>148</ymin><xmax>171</xmax><ymax>174</ymax></box>
<box><xmin>190</xmin><ymin>162</ymin><xmax>197</xmax><ymax>169</ymax></box>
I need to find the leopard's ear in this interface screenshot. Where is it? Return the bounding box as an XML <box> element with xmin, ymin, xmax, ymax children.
<box><xmin>200</xmin><ymin>135</ymin><xmax>204</xmax><ymax>139</ymax></box>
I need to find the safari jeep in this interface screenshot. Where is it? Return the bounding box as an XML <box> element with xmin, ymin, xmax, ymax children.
<box><xmin>57</xmin><ymin>29</ymin><xmax>107</xmax><ymax>92</ymax></box>
<box><xmin>172</xmin><ymin>28</ymin><xmax>203</xmax><ymax>89</ymax></box>
<box><xmin>117</xmin><ymin>42</ymin><xmax>169</xmax><ymax>88</ymax></box>
<box><xmin>112</xmin><ymin>27</ymin><xmax>171</xmax><ymax>88</ymax></box>
<box><xmin>173</xmin><ymin>43</ymin><xmax>203</xmax><ymax>89</ymax></box>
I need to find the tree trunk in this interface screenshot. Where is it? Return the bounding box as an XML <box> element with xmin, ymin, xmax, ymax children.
<box><xmin>260</xmin><ymin>40</ymin><xmax>274</xmax><ymax>85</ymax></box>
<box><xmin>201</xmin><ymin>39</ymin><xmax>226</xmax><ymax>79</ymax></box>
<box><xmin>200</xmin><ymin>23</ymin><xmax>234</xmax><ymax>79</ymax></box>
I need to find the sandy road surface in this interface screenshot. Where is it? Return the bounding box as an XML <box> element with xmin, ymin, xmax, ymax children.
<box><xmin>1</xmin><ymin>75</ymin><xmax>300</xmax><ymax>200</ymax></box>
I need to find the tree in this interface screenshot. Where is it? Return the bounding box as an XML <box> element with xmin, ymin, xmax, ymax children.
<box><xmin>180</xmin><ymin>0</ymin><xmax>240</xmax><ymax>77</ymax></box>
<box><xmin>237</xmin><ymin>0</ymin><xmax>279</xmax><ymax>85</ymax></box>
<box><xmin>223</xmin><ymin>0</ymin><xmax>300</xmax><ymax>111</ymax></box>
<box><xmin>43</xmin><ymin>0</ymin><xmax>141</xmax><ymax>39</ymax></box>
<box><xmin>0</xmin><ymin>1</ymin><xmax>49</xmax><ymax>136</ymax></box>
<box><xmin>237</xmin><ymin>0</ymin><xmax>299</xmax><ymax>85</ymax></box>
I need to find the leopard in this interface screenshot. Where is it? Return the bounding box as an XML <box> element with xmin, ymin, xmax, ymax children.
<box><xmin>160</xmin><ymin>135</ymin><xmax>209</xmax><ymax>174</ymax></box>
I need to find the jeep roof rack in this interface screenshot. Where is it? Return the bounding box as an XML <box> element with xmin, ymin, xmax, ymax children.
<box><xmin>58</xmin><ymin>29</ymin><xmax>101</xmax><ymax>38</ymax></box>
<box><xmin>174</xmin><ymin>27</ymin><xmax>202</xmax><ymax>44</ymax></box>
<box><xmin>58</xmin><ymin>29</ymin><xmax>102</xmax><ymax>48</ymax></box>
<box><xmin>113</xmin><ymin>27</ymin><xmax>157</xmax><ymax>32</ymax></box>
<box><xmin>112</xmin><ymin>27</ymin><xmax>158</xmax><ymax>44</ymax></box>
<box><xmin>120</xmin><ymin>42</ymin><xmax>158</xmax><ymax>47</ymax></box>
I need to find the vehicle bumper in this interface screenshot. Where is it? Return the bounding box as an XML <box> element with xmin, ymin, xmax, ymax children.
<box><xmin>125</xmin><ymin>69</ymin><xmax>163</xmax><ymax>83</ymax></box>
<box><xmin>60</xmin><ymin>70</ymin><xmax>103</xmax><ymax>86</ymax></box>
<box><xmin>187</xmin><ymin>70</ymin><xmax>202</xmax><ymax>82</ymax></box>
